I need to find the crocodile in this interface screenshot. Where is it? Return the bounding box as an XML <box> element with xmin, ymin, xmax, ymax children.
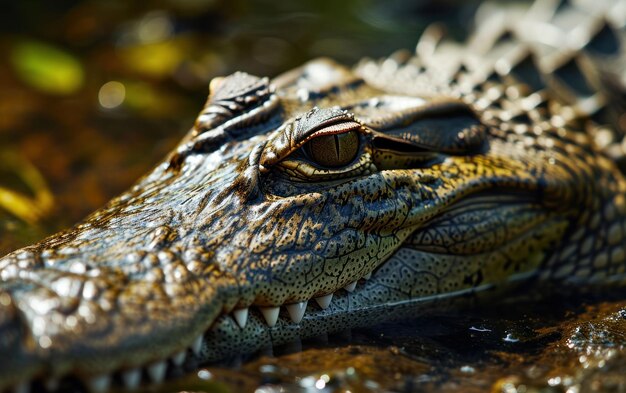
<box><xmin>2</xmin><ymin>0</ymin><xmax>626</xmax><ymax>392</ymax></box>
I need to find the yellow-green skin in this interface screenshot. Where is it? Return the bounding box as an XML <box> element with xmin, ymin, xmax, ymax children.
<box><xmin>1</xmin><ymin>12</ymin><xmax>626</xmax><ymax>391</ymax></box>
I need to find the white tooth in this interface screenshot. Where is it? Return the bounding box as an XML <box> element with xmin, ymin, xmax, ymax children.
<box><xmin>286</xmin><ymin>301</ymin><xmax>307</xmax><ymax>324</ymax></box>
<box><xmin>147</xmin><ymin>361</ymin><xmax>167</xmax><ymax>383</ymax></box>
<box><xmin>191</xmin><ymin>335</ymin><xmax>203</xmax><ymax>356</ymax></box>
<box><xmin>233</xmin><ymin>308</ymin><xmax>249</xmax><ymax>329</ymax></box>
<box><xmin>13</xmin><ymin>382</ymin><xmax>29</xmax><ymax>393</ymax></box>
<box><xmin>44</xmin><ymin>378</ymin><xmax>59</xmax><ymax>391</ymax></box>
<box><xmin>344</xmin><ymin>281</ymin><xmax>357</xmax><ymax>292</ymax></box>
<box><xmin>122</xmin><ymin>368</ymin><xmax>142</xmax><ymax>390</ymax></box>
<box><xmin>259</xmin><ymin>306</ymin><xmax>280</xmax><ymax>327</ymax></box>
<box><xmin>363</xmin><ymin>271</ymin><xmax>372</xmax><ymax>280</ymax></box>
<box><xmin>172</xmin><ymin>350</ymin><xmax>186</xmax><ymax>367</ymax></box>
<box><xmin>86</xmin><ymin>375</ymin><xmax>111</xmax><ymax>393</ymax></box>
<box><xmin>315</xmin><ymin>293</ymin><xmax>333</xmax><ymax>309</ymax></box>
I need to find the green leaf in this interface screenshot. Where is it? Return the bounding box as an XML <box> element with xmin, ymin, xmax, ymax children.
<box><xmin>10</xmin><ymin>40</ymin><xmax>85</xmax><ymax>95</ymax></box>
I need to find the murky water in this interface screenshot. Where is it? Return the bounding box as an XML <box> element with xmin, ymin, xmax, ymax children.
<box><xmin>1</xmin><ymin>1</ymin><xmax>626</xmax><ymax>392</ymax></box>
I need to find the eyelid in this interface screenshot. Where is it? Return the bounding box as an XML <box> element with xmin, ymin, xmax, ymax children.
<box><xmin>305</xmin><ymin>120</ymin><xmax>362</xmax><ymax>140</ymax></box>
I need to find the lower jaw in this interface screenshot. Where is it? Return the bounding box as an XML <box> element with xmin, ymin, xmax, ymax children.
<box><xmin>199</xmin><ymin>285</ymin><xmax>484</xmax><ymax>363</ymax></box>
<box><xmin>198</xmin><ymin>256</ymin><xmax>542</xmax><ymax>363</ymax></box>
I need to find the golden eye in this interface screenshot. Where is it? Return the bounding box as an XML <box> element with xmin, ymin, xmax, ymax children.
<box><xmin>304</xmin><ymin>131</ymin><xmax>359</xmax><ymax>168</ymax></box>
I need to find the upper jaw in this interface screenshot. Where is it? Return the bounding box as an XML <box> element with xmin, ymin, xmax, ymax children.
<box><xmin>0</xmin><ymin>150</ymin><xmax>550</xmax><ymax>392</ymax></box>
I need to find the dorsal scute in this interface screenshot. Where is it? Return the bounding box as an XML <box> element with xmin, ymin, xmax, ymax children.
<box><xmin>355</xmin><ymin>0</ymin><xmax>626</xmax><ymax>167</ymax></box>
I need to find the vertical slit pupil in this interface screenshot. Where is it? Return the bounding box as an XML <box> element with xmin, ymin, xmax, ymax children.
<box><xmin>334</xmin><ymin>134</ymin><xmax>341</xmax><ymax>160</ymax></box>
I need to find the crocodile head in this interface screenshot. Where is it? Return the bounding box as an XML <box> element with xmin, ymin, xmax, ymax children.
<box><xmin>0</xmin><ymin>58</ymin><xmax>623</xmax><ymax>391</ymax></box>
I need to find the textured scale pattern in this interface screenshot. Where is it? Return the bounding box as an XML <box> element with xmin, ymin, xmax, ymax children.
<box><xmin>1</xmin><ymin>0</ymin><xmax>626</xmax><ymax>392</ymax></box>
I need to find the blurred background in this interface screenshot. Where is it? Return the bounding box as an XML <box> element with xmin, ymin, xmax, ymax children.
<box><xmin>0</xmin><ymin>0</ymin><xmax>483</xmax><ymax>255</ymax></box>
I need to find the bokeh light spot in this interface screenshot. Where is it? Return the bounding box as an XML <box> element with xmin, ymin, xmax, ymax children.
<box><xmin>98</xmin><ymin>81</ymin><xmax>126</xmax><ymax>109</ymax></box>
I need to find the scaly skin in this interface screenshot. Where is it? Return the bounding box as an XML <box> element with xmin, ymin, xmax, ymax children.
<box><xmin>2</xmin><ymin>1</ymin><xmax>626</xmax><ymax>391</ymax></box>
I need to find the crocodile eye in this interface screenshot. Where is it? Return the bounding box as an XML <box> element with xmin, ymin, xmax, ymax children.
<box><xmin>304</xmin><ymin>131</ymin><xmax>359</xmax><ymax>168</ymax></box>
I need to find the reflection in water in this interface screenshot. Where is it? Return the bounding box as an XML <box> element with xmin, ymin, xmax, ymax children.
<box><xmin>1</xmin><ymin>0</ymin><xmax>626</xmax><ymax>392</ymax></box>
